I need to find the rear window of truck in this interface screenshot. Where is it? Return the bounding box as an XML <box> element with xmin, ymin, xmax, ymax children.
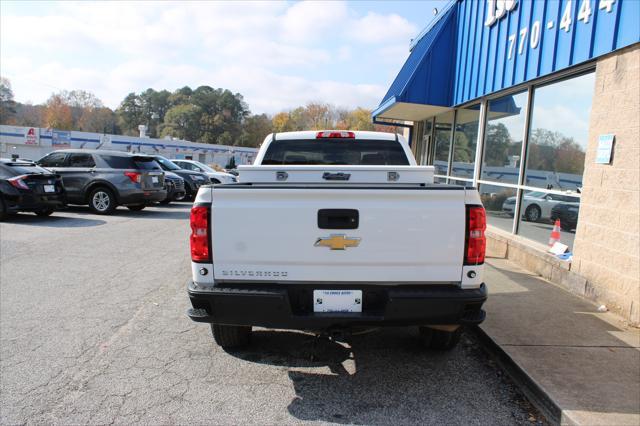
<box><xmin>261</xmin><ymin>139</ymin><xmax>410</xmax><ymax>166</ymax></box>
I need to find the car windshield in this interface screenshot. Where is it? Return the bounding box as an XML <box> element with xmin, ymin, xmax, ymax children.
<box><xmin>262</xmin><ymin>139</ymin><xmax>409</xmax><ymax>165</ymax></box>
<box><xmin>155</xmin><ymin>156</ymin><xmax>181</xmax><ymax>171</ymax></box>
<box><xmin>192</xmin><ymin>162</ymin><xmax>216</xmax><ymax>173</ymax></box>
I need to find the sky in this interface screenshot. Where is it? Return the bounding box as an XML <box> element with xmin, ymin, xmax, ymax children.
<box><xmin>0</xmin><ymin>0</ymin><xmax>446</xmax><ymax>114</ymax></box>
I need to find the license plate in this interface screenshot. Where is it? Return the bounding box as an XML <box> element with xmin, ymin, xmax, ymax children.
<box><xmin>43</xmin><ymin>185</ymin><xmax>55</xmax><ymax>193</ymax></box>
<box><xmin>313</xmin><ymin>290</ymin><xmax>362</xmax><ymax>313</ymax></box>
<box><xmin>152</xmin><ymin>176</ymin><xmax>159</xmax><ymax>183</ymax></box>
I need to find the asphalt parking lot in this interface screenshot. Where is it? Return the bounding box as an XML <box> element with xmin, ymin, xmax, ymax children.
<box><xmin>1</xmin><ymin>204</ymin><xmax>543</xmax><ymax>425</ymax></box>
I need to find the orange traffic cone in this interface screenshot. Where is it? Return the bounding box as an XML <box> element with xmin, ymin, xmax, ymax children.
<box><xmin>548</xmin><ymin>219</ymin><xmax>561</xmax><ymax>246</ymax></box>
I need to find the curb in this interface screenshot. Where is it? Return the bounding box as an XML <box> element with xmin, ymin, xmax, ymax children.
<box><xmin>470</xmin><ymin>325</ymin><xmax>565</xmax><ymax>426</ymax></box>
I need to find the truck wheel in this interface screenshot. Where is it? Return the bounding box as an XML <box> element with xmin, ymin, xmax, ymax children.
<box><xmin>211</xmin><ymin>324</ymin><xmax>251</xmax><ymax>348</ymax></box>
<box><xmin>419</xmin><ymin>326</ymin><xmax>462</xmax><ymax>350</ymax></box>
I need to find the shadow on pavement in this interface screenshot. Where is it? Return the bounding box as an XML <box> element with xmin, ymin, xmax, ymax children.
<box><xmin>65</xmin><ymin>205</ymin><xmax>190</xmax><ymax>220</ymax></box>
<box><xmin>227</xmin><ymin>328</ymin><xmax>533</xmax><ymax>424</ymax></box>
<box><xmin>2</xmin><ymin>212</ymin><xmax>106</xmax><ymax>228</ymax></box>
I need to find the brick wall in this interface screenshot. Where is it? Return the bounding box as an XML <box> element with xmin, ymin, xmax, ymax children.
<box><xmin>572</xmin><ymin>44</ymin><xmax>640</xmax><ymax>324</ymax></box>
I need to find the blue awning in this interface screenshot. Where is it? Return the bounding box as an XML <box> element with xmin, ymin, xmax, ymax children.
<box><xmin>373</xmin><ymin>3</ymin><xmax>458</xmax><ymax>122</ymax></box>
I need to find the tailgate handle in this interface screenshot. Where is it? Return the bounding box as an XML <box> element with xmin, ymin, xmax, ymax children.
<box><xmin>322</xmin><ymin>172</ymin><xmax>351</xmax><ymax>181</ymax></box>
<box><xmin>318</xmin><ymin>209</ymin><xmax>359</xmax><ymax>229</ymax></box>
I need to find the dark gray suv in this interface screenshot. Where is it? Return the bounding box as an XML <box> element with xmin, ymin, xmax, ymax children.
<box><xmin>37</xmin><ymin>150</ymin><xmax>166</xmax><ymax>214</ymax></box>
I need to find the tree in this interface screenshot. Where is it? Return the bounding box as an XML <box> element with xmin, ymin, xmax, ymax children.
<box><xmin>225</xmin><ymin>155</ymin><xmax>237</xmax><ymax>169</ymax></box>
<box><xmin>160</xmin><ymin>104</ymin><xmax>201</xmax><ymax>141</ymax></box>
<box><xmin>78</xmin><ymin>107</ymin><xmax>117</xmax><ymax>133</ymax></box>
<box><xmin>117</xmin><ymin>93</ymin><xmax>144</xmax><ymax>136</ymax></box>
<box><xmin>341</xmin><ymin>107</ymin><xmax>375</xmax><ymax>131</ymax></box>
<box><xmin>44</xmin><ymin>94</ymin><xmax>73</xmax><ymax>129</ymax></box>
<box><xmin>14</xmin><ymin>103</ymin><xmax>44</xmax><ymax>127</ymax></box>
<box><xmin>61</xmin><ymin>90</ymin><xmax>103</xmax><ymax>109</ymax></box>
<box><xmin>483</xmin><ymin>123</ymin><xmax>514</xmax><ymax>166</ymax></box>
<box><xmin>272</xmin><ymin>112</ymin><xmax>293</xmax><ymax>132</ymax></box>
<box><xmin>0</xmin><ymin>77</ymin><xmax>17</xmax><ymax>123</ymax></box>
<box><xmin>528</xmin><ymin>128</ymin><xmax>585</xmax><ymax>175</ymax></box>
<box><xmin>240</xmin><ymin>114</ymin><xmax>272</xmax><ymax>147</ymax></box>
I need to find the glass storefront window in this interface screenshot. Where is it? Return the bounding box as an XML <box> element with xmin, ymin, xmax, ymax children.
<box><xmin>518</xmin><ymin>72</ymin><xmax>594</xmax><ymax>250</ymax></box>
<box><xmin>433</xmin><ymin>111</ymin><xmax>454</xmax><ymax>175</ymax></box>
<box><xmin>419</xmin><ymin>119</ymin><xmax>433</xmax><ymax>165</ymax></box>
<box><xmin>450</xmin><ymin>178</ymin><xmax>475</xmax><ymax>188</ymax></box>
<box><xmin>523</xmin><ymin>72</ymin><xmax>595</xmax><ymax>192</ymax></box>
<box><xmin>480</xmin><ymin>91</ymin><xmax>528</xmax><ymax>185</ymax></box>
<box><xmin>479</xmin><ymin>183</ymin><xmax>516</xmax><ymax>233</ymax></box>
<box><xmin>451</xmin><ymin>104</ymin><xmax>481</xmax><ymax>179</ymax></box>
<box><xmin>517</xmin><ymin>190</ymin><xmax>581</xmax><ymax>249</ymax></box>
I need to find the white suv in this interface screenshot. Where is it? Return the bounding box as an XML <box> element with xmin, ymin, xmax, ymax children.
<box><xmin>171</xmin><ymin>159</ymin><xmax>237</xmax><ymax>184</ymax></box>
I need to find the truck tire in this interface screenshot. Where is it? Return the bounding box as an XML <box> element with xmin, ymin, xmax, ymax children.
<box><xmin>211</xmin><ymin>324</ymin><xmax>251</xmax><ymax>348</ymax></box>
<box><xmin>419</xmin><ymin>326</ymin><xmax>462</xmax><ymax>350</ymax></box>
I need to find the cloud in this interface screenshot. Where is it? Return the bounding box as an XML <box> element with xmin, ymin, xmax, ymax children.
<box><xmin>348</xmin><ymin>12</ymin><xmax>418</xmax><ymax>44</ymax></box>
<box><xmin>0</xmin><ymin>1</ymin><xmax>416</xmax><ymax>113</ymax></box>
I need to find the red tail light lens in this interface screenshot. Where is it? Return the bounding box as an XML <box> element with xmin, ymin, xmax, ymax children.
<box><xmin>465</xmin><ymin>205</ymin><xmax>486</xmax><ymax>265</ymax></box>
<box><xmin>8</xmin><ymin>175</ymin><xmax>29</xmax><ymax>190</ymax></box>
<box><xmin>316</xmin><ymin>131</ymin><xmax>355</xmax><ymax>139</ymax></box>
<box><xmin>190</xmin><ymin>205</ymin><xmax>211</xmax><ymax>262</ymax></box>
<box><xmin>124</xmin><ymin>171</ymin><xmax>141</xmax><ymax>183</ymax></box>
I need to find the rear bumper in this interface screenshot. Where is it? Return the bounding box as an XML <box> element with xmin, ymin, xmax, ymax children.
<box><xmin>187</xmin><ymin>281</ymin><xmax>487</xmax><ymax>330</ymax></box>
<box><xmin>4</xmin><ymin>192</ymin><xmax>66</xmax><ymax>212</ymax></box>
<box><xmin>119</xmin><ymin>189</ymin><xmax>167</xmax><ymax>205</ymax></box>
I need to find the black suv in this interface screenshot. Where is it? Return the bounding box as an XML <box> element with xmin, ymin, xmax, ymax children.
<box><xmin>37</xmin><ymin>150</ymin><xmax>166</xmax><ymax>214</ymax></box>
<box><xmin>152</xmin><ymin>156</ymin><xmax>209</xmax><ymax>200</ymax></box>
<box><xmin>0</xmin><ymin>158</ymin><xmax>66</xmax><ymax>220</ymax></box>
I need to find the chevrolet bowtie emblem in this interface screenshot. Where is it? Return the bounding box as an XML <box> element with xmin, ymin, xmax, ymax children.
<box><xmin>314</xmin><ymin>234</ymin><xmax>361</xmax><ymax>250</ymax></box>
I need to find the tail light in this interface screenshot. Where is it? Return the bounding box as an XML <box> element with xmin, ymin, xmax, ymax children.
<box><xmin>316</xmin><ymin>131</ymin><xmax>355</xmax><ymax>139</ymax></box>
<box><xmin>8</xmin><ymin>175</ymin><xmax>30</xmax><ymax>190</ymax></box>
<box><xmin>465</xmin><ymin>205</ymin><xmax>486</xmax><ymax>265</ymax></box>
<box><xmin>190</xmin><ymin>205</ymin><xmax>211</xmax><ymax>262</ymax></box>
<box><xmin>124</xmin><ymin>171</ymin><xmax>141</xmax><ymax>183</ymax></box>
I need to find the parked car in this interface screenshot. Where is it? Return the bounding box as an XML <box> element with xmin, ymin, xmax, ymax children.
<box><xmin>161</xmin><ymin>171</ymin><xmax>186</xmax><ymax>204</ymax></box>
<box><xmin>151</xmin><ymin>156</ymin><xmax>209</xmax><ymax>200</ymax></box>
<box><xmin>37</xmin><ymin>150</ymin><xmax>166</xmax><ymax>214</ymax></box>
<box><xmin>187</xmin><ymin>130</ymin><xmax>487</xmax><ymax>351</ymax></box>
<box><xmin>551</xmin><ymin>202</ymin><xmax>580</xmax><ymax>231</ymax></box>
<box><xmin>502</xmin><ymin>191</ymin><xmax>580</xmax><ymax>222</ymax></box>
<box><xmin>170</xmin><ymin>159</ymin><xmax>237</xmax><ymax>184</ymax></box>
<box><xmin>0</xmin><ymin>158</ymin><xmax>66</xmax><ymax>220</ymax></box>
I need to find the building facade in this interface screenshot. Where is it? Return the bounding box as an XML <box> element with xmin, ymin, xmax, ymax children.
<box><xmin>374</xmin><ymin>0</ymin><xmax>639</xmax><ymax>323</ymax></box>
<box><xmin>0</xmin><ymin>125</ymin><xmax>257</xmax><ymax>167</ymax></box>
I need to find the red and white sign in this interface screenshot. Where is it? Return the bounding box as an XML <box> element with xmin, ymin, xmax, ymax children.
<box><xmin>25</xmin><ymin>128</ymin><xmax>39</xmax><ymax>145</ymax></box>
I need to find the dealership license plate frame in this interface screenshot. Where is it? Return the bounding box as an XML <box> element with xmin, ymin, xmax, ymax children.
<box><xmin>313</xmin><ymin>290</ymin><xmax>362</xmax><ymax>313</ymax></box>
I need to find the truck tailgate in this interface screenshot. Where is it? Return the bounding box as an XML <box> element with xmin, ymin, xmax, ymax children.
<box><xmin>211</xmin><ymin>186</ymin><xmax>466</xmax><ymax>283</ymax></box>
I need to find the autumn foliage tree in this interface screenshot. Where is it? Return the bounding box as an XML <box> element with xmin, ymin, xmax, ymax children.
<box><xmin>44</xmin><ymin>94</ymin><xmax>73</xmax><ymax>130</ymax></box>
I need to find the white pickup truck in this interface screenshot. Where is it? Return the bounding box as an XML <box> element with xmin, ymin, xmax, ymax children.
<box><xmin>187</xmin><ymin>130</ymin><xmax>487</xmax><ymax>350</ymax></box>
